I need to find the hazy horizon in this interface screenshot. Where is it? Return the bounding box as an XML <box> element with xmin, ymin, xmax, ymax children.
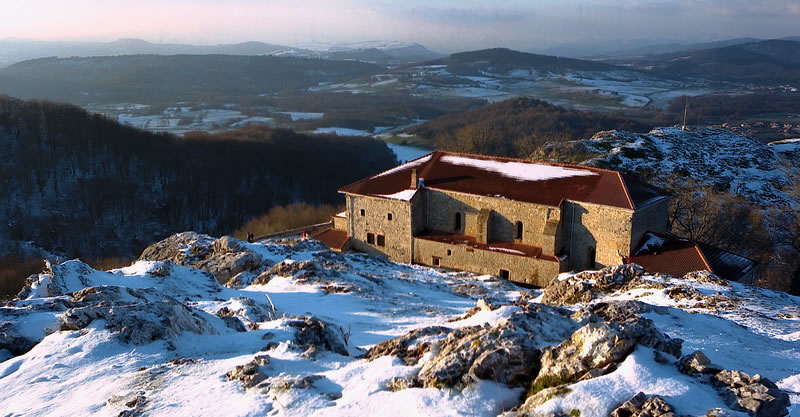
<box><xmin>1</xmin><ymin>0</ymin><xmax>799</xmax><ymax>54</ymax></box>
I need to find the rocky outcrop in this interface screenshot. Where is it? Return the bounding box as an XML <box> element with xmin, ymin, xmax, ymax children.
<box><xmin>528</xmin><ymin>314</ymin><xmax>682</xmax><ymax>398</ymax></box>
<box><xmin>542</xmin><ymin>264</ymin><xmax>649</xmax><ymax>305</ymax></box>
<box><xmin>712</xmin><ymin>370</ymin><xmax>790</xmax><ymax>417</ymax></box>
<box><xmin>677</xmin><ymin>351</ymin><xmax>723</xmax><ymax>375</ymax></box>
<box><xmin>286</xmin><ymin>316</ymin><xmax>349</xmax><ymax>358</ymax></box>
<box><xmin>0</xmin><ymin>322</ymin><xmax>36</xmax><ymax>355</ymax></box>
<box><xmin>365</xmin><ymin>326</ymin><xmax>450</xmax><ymax>366</ymax></box>
<box><xmin>610</xmin><ymin>392</ymin><xmax>679</xmax><ymax>417</ymax></box>
<box><xmin>226</xmin><ymin>355</ymin><xmax>270</xmax><ymax>389</ymax></box>
<box><xmin>675</xmin><ymin>351</ymin><xmax>790</xmax><ymax>417</ymax></box>
<box><xmin>371</xmin><ymin>303</ymin><xmax>579</xmax><ymax>390</ymax></box>
<box><xmin>57</xmin><ymin>286</ymin><xmax>219</xmax><ymax>344</ymax></box>
<box><xmin>137</xmin><ymin>232</ymin><xmax>264</xmax><ymax>284</ymax></box>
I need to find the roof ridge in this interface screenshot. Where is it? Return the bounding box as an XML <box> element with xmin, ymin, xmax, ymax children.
<box><xmin>337</xmin><ymin>151</ymin><xmax>435</xmax><ymax>193</ymax></box>
<box><xmin>435</xmin><ymin>150</ymin><xmax>625</xmax><ymax>175</ymax></box>
<box><xmin>615</xmin><ymin>171</ymin><xmax>636</xmax><ymax>210</ymax></box>
<box><xmin>693</xmin><ymin>244</ymin><xmax>714</xmax><ymax>272</ymax></box>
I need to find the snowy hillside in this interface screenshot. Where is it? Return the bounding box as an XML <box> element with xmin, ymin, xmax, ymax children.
<box><xmin>1</xmin><ymin>232</ymin><xmax>798</xmax><ymax>416</ymax></box>
<box><xmin>537</xmin><ymin>127</ymin><xmax>800</xmax><ymax>209</ymax></box>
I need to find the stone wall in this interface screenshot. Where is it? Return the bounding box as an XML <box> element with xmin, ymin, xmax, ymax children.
<box><xmin>333</xmin><ymin>213</ymin><xmax>347</xmax><ymax>230</ymax></box>
<box><xmin>346</xmin><ymin>194</ymin><xmax>414</xmax><ymax>263</ymax></box>
<box><xmin>562</xmin><ymin>201</ymin><xmax>634</xmax><ymax>270</ymax></box>
<box><xmin>630</xmin><ymin>198</ymin><xmax>669</xmax><ymax>249</ymax></box>
<box><xmin>424</xmin><ymin>189</ymin><xmax>561</xmax><ymax>254</ymax></box>
<box><xmin>413</xmin><ymin>237</ymin><xmax>565</xmax><ymax>287</ymax></box>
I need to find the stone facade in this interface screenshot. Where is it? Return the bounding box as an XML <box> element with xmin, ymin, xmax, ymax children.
<box><xmin>333</xmin><ymin>184</ymin><xmax>664</xmax><ymax>287</ymax></box>
<box><xmin>324</xmin><ymin>152</ymin><xmax>673</xmax><ymax>287</ymax></box>
<box><xmin>412</xmin><ymin>238</ymin><xmax>564</xmax><ymax>287</ymax></box>
<box><xmin>346</xmin><ymin>193</ymin><xmax>416</xmax><ymax>263</ymax></box>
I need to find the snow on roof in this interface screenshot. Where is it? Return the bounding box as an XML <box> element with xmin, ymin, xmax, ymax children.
<box><xmin>440</xmin><ymin>154</ymin><xmax>597</xmax><ymax>182</ymax></box>
<box><xmin>374</xmin><ymin>154</ymin><xmax>431</xmax><ymax>178</ymax></box>
<box><xmin>377</xmin><ymin>189</ymin><xmax>418</xmax><ymax>201</ymax></box>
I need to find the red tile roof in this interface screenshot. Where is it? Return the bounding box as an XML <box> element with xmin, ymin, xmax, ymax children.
<box><xmin>339</xmin><ymin>151</ymin><xmax>669</xmax><ymax>210</ymax></box>
<box><xmin>630</xmin><ymin>232</ymin><xmax>757</xmax><ymax>281</ymax></box>
<box><xmin>313</xmin><ymin>228</ymin><xmax>350</xmax><ymax>251</ymax></box>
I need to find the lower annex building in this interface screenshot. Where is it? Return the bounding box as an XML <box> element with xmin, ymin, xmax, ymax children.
<box><xmin>314</xmin><ymin>151</ymin><xmax>756</xmax><ymax>286</ymax></box>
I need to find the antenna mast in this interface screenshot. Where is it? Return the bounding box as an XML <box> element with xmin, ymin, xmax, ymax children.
<box><xmin>681</xmin><ymin>97</ymin><xmax>689</xmax><ymax>131</ymax></box>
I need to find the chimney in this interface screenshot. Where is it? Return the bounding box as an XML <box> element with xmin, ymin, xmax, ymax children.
<box><xmin>410</xmin><ymin>168</ymin><xmax>418</xmax><ymax>189</ymax></box>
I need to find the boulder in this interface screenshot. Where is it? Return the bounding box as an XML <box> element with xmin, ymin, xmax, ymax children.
<box><xmin>610</xmin><ymin>392</ymin><xmax>679</xmax><ymax>417</ymax></box>
<box><xmin>286</xmin><ymin>316</ymin><xmax>349</xmax><ymax>358</ymax></box>
<box><xmin>416</xmin><ymin>305</ymin><xmax>578</xmax><ymax>389</ymax></box>
<box><xmin>365</xmin><ymin>326</ymin><xmax>450</xmax><ymax>366</ymax></box>
<box><xmin>542</xmin><ymin>264</ymin><xmax>648</xmax><ymax>305</ymax></box>
<box><xmin>530</xmin><ymin>315</ymin><xmax>682</xmax><ymax>396</ymax></box>
<box><xmin>712</xmin><ymin>370</ymin><xmax>790</xmax><ymax>417</ymax></box>
<box><xmin>677</xmin><ymin>351</ymin><xmax>723</xmax><ymax>375</ymax></box>
<box><xmin>57</xmin><ymin>286</ymin><xmax>219</xmax><ymax>344</ymax></box>
<box><xmin>226</xmin><ymin>355</ymin><xmax>270</xmax><ymax>389</ymax></box>
<box><xmin>0</xmin><ymin>321</ymin><xmax>35</xmax><ymax>355</ymax></box>
<box><xmin>137</xmin><ymin>232</ymin><xmax>263</xmax><ymax>284</ymax></box>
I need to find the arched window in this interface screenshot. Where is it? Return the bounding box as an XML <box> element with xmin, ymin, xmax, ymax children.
<box><xmin>454</xmin><ymin>212</ymin><xmax>462</xmax><ymax>231</ymax></box>
<box><xmin>516</xmin><ymin>221</ymin><xmax>523</xmax><ymax>240</ymax></box>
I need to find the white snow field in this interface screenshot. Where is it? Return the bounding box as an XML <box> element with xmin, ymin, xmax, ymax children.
<box><xmin>0</xmin><ymin>235</ymin><xmax>798</xmax><ymax>417</ymax></box>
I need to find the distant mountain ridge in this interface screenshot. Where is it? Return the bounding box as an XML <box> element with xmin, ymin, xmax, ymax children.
<box><xmin>0</xmin><ymin>38</ymin><xmax>442</xmax><ymax>67</ymax></box>
<box><xmin>425</xmin><ymin>47</ymin><xmax>621</xmax><ymax>75</ymax></box>
<box><xmin>604</xmin><ymin>39</ymin><xmax>800</xmax><ymax>83</ymax></box>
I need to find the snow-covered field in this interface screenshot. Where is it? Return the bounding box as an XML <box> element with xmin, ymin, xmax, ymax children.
<box><xmin>1</xmin><ymin>233</ymin><xmax>797</xmax><ymax>416</ymax></box>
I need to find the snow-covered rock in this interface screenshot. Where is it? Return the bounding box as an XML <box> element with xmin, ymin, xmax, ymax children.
<box><xmin>0</xmin><ymin>232</ymin><xmax>797</xmax><ymax>417</ymax></box>
<box><xmin>137</xmin><ymin>232</ymin><xmax>266</xmax><ymax>284</ymax></box>
<box><xmin>535</xmin><ymin>127</ymin><xmax>800</xmax><ymax>209</ymax></box>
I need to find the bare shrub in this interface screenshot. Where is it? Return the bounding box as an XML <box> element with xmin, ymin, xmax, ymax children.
<box><xmin>85</xmin><ymin>257</ymin><xmax>133</xmax><ymax>271</ymax></box>
<box><xmin>0</xmin><ymin>255</ymin><xmax>43</xmax><ymax>300</ymax></box>
<box><xmin>232</xmin><ymin>203</ymin><xmax>340</xmax><ymax>240</ymax></box>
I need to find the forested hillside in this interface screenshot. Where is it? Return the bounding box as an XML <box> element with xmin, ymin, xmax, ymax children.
<box><xmin>406</xmin><ymin>97</ymin><xmax>648</xmax><ymax>158</ymax></box>
<box><xmin>0</xmin><ymin>96</ymin><xmax>396</xmax><ymax>258</ymax></box>
<box><xmin>0</xmin><ymin>55</ymin><xmax>381</xmax><ymax>105</ymax></box>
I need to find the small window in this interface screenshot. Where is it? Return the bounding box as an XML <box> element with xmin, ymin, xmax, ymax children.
<box><xmin>367</xmin><ymin>233</ymin><xmax>375</xmax><ymax>244</ymax></box>
<box><xmin>499</xmin><ymin>269</ymin><xmax>510</xmax><ymax>280</ymax></box>
<box><xmin>432</xmin><ymin>256</ymin><xmax>441</xmax><ymax>266</ymax></box>
<box><xmin>360</xmin><ymin>209</ymin><xmax>365</xmax><ymax>216</ymax></box>
<box><xmin>377</xmin><ymin>235</ymin><xmax>385</xmax><ymax>247</ymax></box>
<box><xmin>516</xmin><ymin>221</ymin><xmax>523</xmax><ymax>240</ymax></box>
<box><xmin>454</xmin><ymin>212</ymin><xmax>462</xmax><ymax>231</ymax></box>
<box><xmin>447</xmin><ymin>249</ymin><xmax>452</xmax><ymax>256</ymax></box>
<box><xmin>387</xmin><ymin>213</ymin><xmax>393</xmax><ymax>221</ymax></box>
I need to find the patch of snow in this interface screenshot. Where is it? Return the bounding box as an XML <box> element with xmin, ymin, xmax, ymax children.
<box><xmin>312</xmin><ymin>127</ymin><xmax>372</xmax><ymax>137</ymax></box>
<box><xmin>280</xmin><ymin>112</ymin><xmax>324</xmax><ymax>121</ymax></box>
<box><xmin>377</xmin><ymin>189</ymin><xmax>418</xmax><ymax>201</ymax></box>
<box><xmin>440</xmin><ymin>155</ymin><xmax>598</xmax><ymax>182</ymax></box>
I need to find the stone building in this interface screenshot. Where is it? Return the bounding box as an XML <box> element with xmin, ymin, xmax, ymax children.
<box><xmin>315</xmin><ymin>151</ymin><xmax>678</xmax><ymax>287</ymax></box>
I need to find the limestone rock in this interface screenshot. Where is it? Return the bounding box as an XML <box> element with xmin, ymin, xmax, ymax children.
<box><xmin>365</xmin><ymin>326</ymin><xmax>450</xmax><ymax>366</ymax></box>
<box><xmin>531</xmin><ymin>315</ymin><xmax>681</xmax><ymax>395</ymax></box>
<box><xmin>677</xmin><ymin>351</ymin><xmax>723</xmax><ymax>375</ymax></box>
<box><xmin>57</xmin><ymin>286</ymin><xmax>219</xmax><ymax>344</ymax></box>
<box><xmin>226</xmin><ymin>355</ymin><xmax>270</xmax><ymax>389</ymax></box>
<box><xmin>0</xmin><ymin>321</ymin><xmax>35</xmax><ymax>355</ymax></box>
<box><xmin>137</xmin><ymin>232</ymin><xmax>263</xmax><ymax>284</ymax></box>
<box><xmin>385</xmin><ymin>376</ymin><xmax>421</xmax><ymax>391</ymax></box>
<box><xmin>286</xmin><ymin>316</ymin><xmax>349</xmax><ymax>358</ymax></box>
<box><xmin>610</xmin><ymin>392</ymin><xmax>679</xmax><ymax>417</ymax></box>
<box><xmin>542</xmin><ymin>264</ymin><xmax>648</xmax><ymax>305</ymax></box>
<box><xmin>712</xmin><ymin>370</ymin><xmax>790</xmax><ymax>417</ymax></box>
<box><xmin>416</xmin><ymin>305</ymin><xmax>578</xmax><ymax>389</ymax></box>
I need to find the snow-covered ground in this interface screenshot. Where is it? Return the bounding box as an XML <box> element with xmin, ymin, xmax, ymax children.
<box><xmin>1</xmin><ymin>234</ymin><xmax>797</xmax><ymax>416</ymax></box>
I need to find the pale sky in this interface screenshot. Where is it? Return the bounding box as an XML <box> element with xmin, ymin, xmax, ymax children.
<box><xmin>1</xmin><ymin>0</ymin><xmax>799</xmax><ymax>52</ymax></box>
